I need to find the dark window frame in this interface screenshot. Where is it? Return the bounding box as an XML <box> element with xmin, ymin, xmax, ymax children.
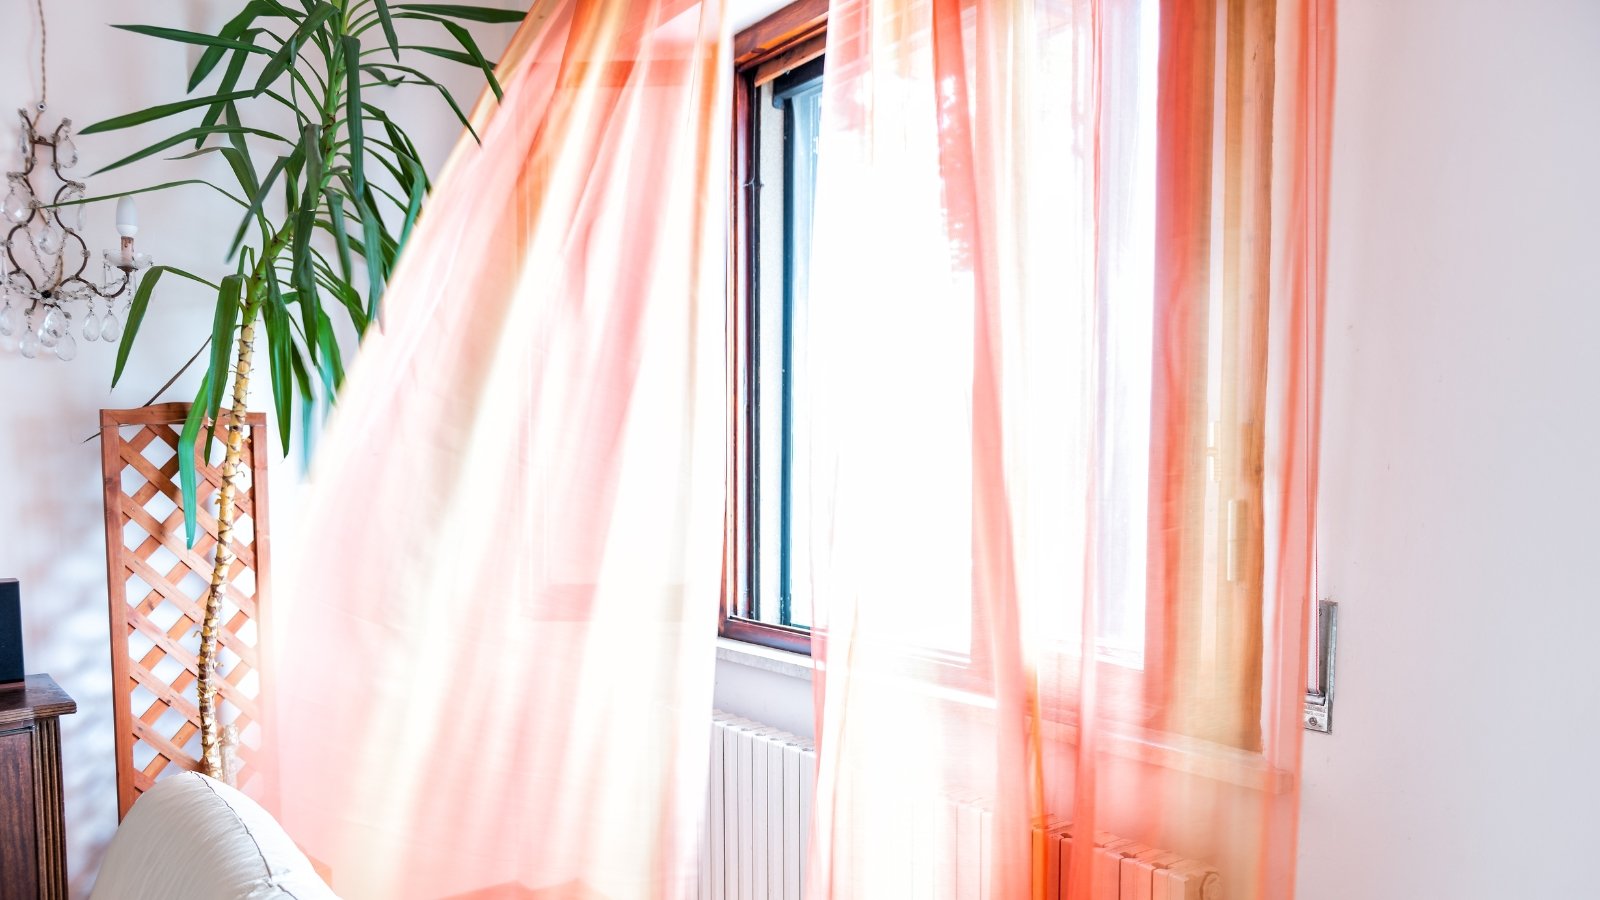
<box><xmin>721</xmin><ymin>0</ymin><xmax>829</xmax><ymax>656</ymax></box>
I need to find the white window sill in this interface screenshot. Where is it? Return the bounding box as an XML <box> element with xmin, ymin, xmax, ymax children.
<box><xmin>716</xmin><ymin>636</ymin><xmax>815</xmax><ymax>680</ymax></box>
<box><xmin>714</xmin><ymin>636</ymin><xmax>1291</xmax><ymax>794</ymax></box>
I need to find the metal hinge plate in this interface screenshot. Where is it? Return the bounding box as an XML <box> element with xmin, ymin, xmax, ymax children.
<box><xmin>1303</xmin><ymin>599</ymin><xmax>1337</xmax><ymax>733</ymax></box>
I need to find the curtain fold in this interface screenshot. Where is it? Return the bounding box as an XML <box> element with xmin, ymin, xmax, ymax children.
<box><xmin>260</xmin><ymin>0</ymin><xmax>1334</xmax><ymax>894</ymax></box>
<box><xmin>803</xmin><ymin>0</ymin><xmax>1334</xmax><ymax>897</ymax></box>
<box><xmin>265</xmin><ymin>2</ymin><xmax>730</xmax><ymax>897</ymax></box>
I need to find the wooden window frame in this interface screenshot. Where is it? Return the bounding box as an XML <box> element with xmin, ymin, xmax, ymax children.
<box><xmin>721</xmin><ymin>0</ymin><xmax>829</xmax><ymax>656</ymax></box>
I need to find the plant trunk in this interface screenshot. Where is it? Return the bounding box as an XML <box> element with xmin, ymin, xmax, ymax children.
<box><xmin>197</xmin><ymin>312</ymin><xmax>257</xmax><ymax>780</ymax></box>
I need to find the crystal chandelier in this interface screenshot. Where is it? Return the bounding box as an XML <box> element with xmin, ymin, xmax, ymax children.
<box><xmin>0</xmin><ymin>105</ymin><xmax>151</xmax><ymax>361</ymax></box>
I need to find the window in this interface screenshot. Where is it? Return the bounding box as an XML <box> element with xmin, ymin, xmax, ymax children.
<box><xmin>721</xmin><ymin>0</ymin><xmax>1162</xmax><ymax>671</ymax></box>
<box><xmin>720</xmin><ymin>4</ymin><xmax>1317</xmax><ymax>749</ymax></box>
<box><xmin>748</xmin><ymin>58</ymin><xmax>822</xmax><ymax>631</ymax></box>
<box><xmin>723</xmin><ymin>0</ymin><xmax>828</xmax><ymax>654</ymax></box>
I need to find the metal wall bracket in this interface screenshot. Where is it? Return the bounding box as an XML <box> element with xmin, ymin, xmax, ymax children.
<box><xmin>1303</xmin><ymin>599</ymin><xmax>1337</xmax><ymax>733</ymax></box>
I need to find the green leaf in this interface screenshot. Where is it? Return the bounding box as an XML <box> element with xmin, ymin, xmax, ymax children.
<box><xmin>262</xmin><ymin>301</ymin><xmax>295</xmax><ymax>455</ymax></box>
<box><xmin>396</xmin><ymin>44</ymin><xmax>487</xmax><ymax>68</ymax></box>
<box><xmin>107</xmin><ymin>265</ymin><xmax>226</xmax><ymax>389</ymax></box>
<box><xmin>357</xmin><ymin>192</ymin><xmax>385</xmax><ymax>320</ymax></box>
<box><xmin>288</xmin><ymin>255</ymin><xmax>323</xmax><ymax>371</ymax></box>
<box><xmin>207</xmin><ymin>275</ymin><xmax>245</xmax><ymax>419</ymax></box>
<box><xmin>398</xmin><ymin>152</ymin><xmax>425</xmax><ymax>247</ymax></box>
<box><xmin>434</xmin><ymin>20</ymin><xmax>501</xmax><ymax>99</ymax></box>
<box><xmin>394</xmin><ymin>4</ymin><xmax>526</xmax><ymax>23</ymax></box>
<box><xmin>259</xmin><ymin>88</ymin><xmax>315</xmax><ymax>128</ymax></box>
<box><xmin>203</xmin><ymin>256</ymin><xmax>247</xmax><ymax>463</ymax></box>
<box><xmin>260</xmin><ymin>0</ymin><xmax>306</xmax><ymax>20</ymax></box>
<box><xmin>291</xmin><ymin>125</ymin><xmax>323</xmax><ymax>294</ymax></box>
<box><xmin>217</xmin><ymin>145</ymin><xmax>259</xmax><ymax>203</ymax></box>
<box><xmin>266</xmin><ymin>265</ymin><xmax>309</xmax><ymax>371</ymax></box>
<box><xmin>282</xmin><ymin>142</ymin><xmax>306</xmax><ymax>211</ymax></box>
<box><xmin>373</xmin><ymin>0</ymin><xmax>401</xmax><ymax>60</ymax></box>
<box><xmin>292</xmin><ymin>346</ymin><xmax>316</xmax><ymax>469</ymax></box>
<box><xmin>357</xmin><ymin>142</ymin><xmax>412</xmax><ymax>198</ymax></box>
<box><xmin>364</xmin><ymin>70</ymin><xmax>406</xmax><ymax>88</ymax></box>
<box><xmin>380</xmin><ymin>118</ymin><xmax>431</xmax><ymax>189</ymax></box>
<box><xmin>266</xmin><ymin>259</ymin><xmax>287</xmax><ymax>311</ymax></box>
<box><xmin>63</xmin><ymin>180</ymin><xmax>249</xmax><ymax>210</ymax></box>
<box><xmin>323</xmin><ymin>189</ymin><xmax>353</xmax><ymax>283</ymax></box>
<box><xmin>312</xmin><ymin>257</ymin><xmax>369</xmax><ymax>334</ymax></box>
<box><xmin>197</xmin><ymin>45</ymin><xmax>254</xmax><ymax>147</ymax></box>
<box><xmin>284</xmin><ymin>318</ymin><xmax>314</xmax><ymax>398</ymax></box>
<box><xmin>361</xmin><ymin>63</ymin><xmax>478</xmax><ymax>142</ymax></box>
<box><xmin>92</xmin><ymin>125</ymin><xmax>286</xmax><ymax>176</ymax></box>
<box><xmin>221</xmin><ymin>102</ymin><xmax>253</xmax><ymax>162</ymax></box>
<box><xmin>111</xmin><ymin>267</ymin><xmax>161</xmax><ymax>388</ymax></box>
<box><xmin>343</xmin><ymin>36</ymin><xmax>367</xmax><ymax>201</ymax></box>
<box><xmin>253</xmin><ymin>1</ymin><xmax>339</xmax><ymax>94</ymax></box>
<box><xmin>178</xmin><ymin>376</ymin><xmax>211</xmax><ymax>548</ymax></box>
<box><xmin>163</xmin><ymin>147</ymin><xmax>229</xmax><ymax>162</ymax></box>
<box><xmin>313</xmin><ymin>308</ymin><xmax>344</xmax><ymax>396</ymax></box>
<box><xmin>112</xmin><ymin>24</ymin><xmax>266</xmax><ymax>57</ymax></box>
<box><xmin>80</xmin><ymin>91</ymin><xmax>258</xmax><ymax>135</ymax></box>
<box><xmin>228</xmin><ymin>155</ymin><xmax>289</xmax><ymax>259</ymax></box>
<box><xmin>184</xmin><ymin>3</ymin><xmax>272</xmax><ymax>92</ymax></box>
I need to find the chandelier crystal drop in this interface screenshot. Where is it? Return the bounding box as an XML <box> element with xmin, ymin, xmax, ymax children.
<box><xmin>1</xmin><ymin>106</ymin><xmax>153</xmax><ymax>362</ymax></box>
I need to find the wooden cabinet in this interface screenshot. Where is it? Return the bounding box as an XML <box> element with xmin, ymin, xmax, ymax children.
<box><xmin>0</xmin><ymin>676</ymin><xmax>75</xmax><ymax>900</ymax></box>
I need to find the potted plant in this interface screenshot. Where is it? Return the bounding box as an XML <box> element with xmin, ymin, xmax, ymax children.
<box><xmin>81</xmin><ymin>0</ymin><xmax>521</xmax><ymax>779</ymax></box>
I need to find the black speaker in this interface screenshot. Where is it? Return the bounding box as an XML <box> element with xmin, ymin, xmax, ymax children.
<box><xmin>0</xmin><ymin>579</ymin><xmax>23</xmax><ymax>685</ymax></box>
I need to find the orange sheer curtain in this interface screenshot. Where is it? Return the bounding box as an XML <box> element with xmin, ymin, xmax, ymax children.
<box><xmin>802</xmin><ymin>0</ymin><xmax>1333</xmax><ymax>897</ymax></box>
<box><xmin>265</xmin><ymin>2</ymin><xmax>729</xmax><ymax>897</ymax></box>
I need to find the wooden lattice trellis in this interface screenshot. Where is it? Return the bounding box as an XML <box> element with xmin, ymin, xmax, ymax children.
<box><xmin>99</xmin><ymin>402</ymin><xmax>272</xmax><ymax>818</ymax></box>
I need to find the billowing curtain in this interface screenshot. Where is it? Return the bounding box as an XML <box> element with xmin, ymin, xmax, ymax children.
<box><xmin>265</xmin><ymin>1</ymin><xmax>729</xmax><ymax>897</ymax></box>
<box><xmin>802</xmin><ymin>0</ymin><xmax>1333</xmax><ymax>898</ymax></box>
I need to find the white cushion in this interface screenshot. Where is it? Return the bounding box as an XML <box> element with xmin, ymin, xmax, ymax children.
<box><xmin>91</xmin><ymin>771</ymin><xmax>341</xmax><ymax>900</ymax></box>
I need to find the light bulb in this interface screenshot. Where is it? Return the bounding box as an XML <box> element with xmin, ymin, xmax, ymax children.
<box><xmin>115</xmin><ymin>196</ymin><xmax>139</xmax><ymax>238</ymax></box>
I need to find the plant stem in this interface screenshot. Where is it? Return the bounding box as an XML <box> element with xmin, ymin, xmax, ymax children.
<box><xmin>196</xmin><ymin>28</ymin><xmax>348</xmax><ymax>781</ymax></box>
<box><xmin>197</xmin><ymin>306</ymin><xmax>258</xmax><ymax>778</ymax></box>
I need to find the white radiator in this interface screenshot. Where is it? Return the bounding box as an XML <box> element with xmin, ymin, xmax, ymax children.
<box><xmin>701</xmin><ymin>712</ymin><xmax>816</xmax><ymax>900</ymax></box>
<box><xmin>699</xmin><ymin>711</ymin><xmax>1219</xmax><ymax>900</ymax></box>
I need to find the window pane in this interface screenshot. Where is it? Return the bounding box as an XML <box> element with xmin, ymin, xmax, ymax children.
<box><xmin>748</xmin><ymin>62</ymin><xmax>824</xmax><ymax>631</ymax></box>
<box><xmin>752</xmin><ymin>76</ymin><xmax>785</xmax><ymax>626</ymax></box>
<box><xmin>782</xmin><ymin>75</ymin><xmax>822</xmax><ymax>630</ymax></box>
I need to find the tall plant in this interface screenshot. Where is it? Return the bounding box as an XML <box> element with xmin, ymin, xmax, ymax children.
<box><xmin>81</xmin><ymin>0</ymin><xmax>520</xmax><ymax>779</ymax></box>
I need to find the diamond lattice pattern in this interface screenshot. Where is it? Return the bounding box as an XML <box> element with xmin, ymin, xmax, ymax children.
<box><xmin>99</xmin><ymin>405</ymin><xmax>271</xmax><ymax>818</ymax></box>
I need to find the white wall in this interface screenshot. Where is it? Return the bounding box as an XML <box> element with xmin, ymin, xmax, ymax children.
<box><xmin>1298</xmin><ymin>1</ymin><xmax>1600</xmax><ymax>897</ymax></box>
<box><xmin>0</xmin><ymin>2</ymin><xmax>516</xmax><ymax>893</ymax></box>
